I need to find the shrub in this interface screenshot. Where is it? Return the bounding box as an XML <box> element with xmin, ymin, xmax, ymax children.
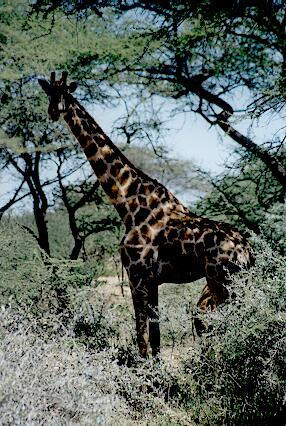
<box><xmin>175</xmin><ymin>238</ymin><xmax>286</xmax><ymax>425</ymax></box>
<box><xmin>0</xmin><ymin>221</ymin><xmax>98</xmax><ymax>317</ymax></box>
<box><xmin>1</xmin><ymin>220</ymin><xmax>285</xmax><ymax>425</ymax></box>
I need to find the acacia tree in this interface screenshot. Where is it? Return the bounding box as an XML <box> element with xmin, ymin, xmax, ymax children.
<box><xmin>1</xmin><ymin>0</ymin><xmax>206</xmax><ymax>258</ymax></box>
<box><xmin>0</xmin><ymin>1</ymin><xmax>120</xmax><ymax>257</ymax></box>
<box><xmin>30</xmin><ymin>0</ymin><xmax>286</xmax><ymax>189</ymax></box>
<box><xmin>0</xmin><ymin>68</ymin><xmax>95</xmax><ymax>256</ymax></box>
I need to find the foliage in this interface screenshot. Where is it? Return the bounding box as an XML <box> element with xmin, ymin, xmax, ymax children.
<box><xmin>260</xmin><ymin>202</ymin><xmax>286</xmax><ymax>254</ymax></box>
<box><xmin>0</xmin><ymin>218</ymin><xmax>285</xmax><ymax>425</ymax></box>
<box><xmin>0</xmin><ymin>221</ymin><xmax>99</xmax><ymax>314</ymax></box>
<box><xmin>182</xmin><ymin>238</ymin><xmax>286</xmax><ymax>424</ymax></box>
<box><xmin>29</xmin><ymin>0</ymin><xmax>286</xmax><ymax>188</ymax></box>
<box><xmin>0</xmin><ymin>311</ymin><xmax>131</xmax><ymax>426</ymax></box>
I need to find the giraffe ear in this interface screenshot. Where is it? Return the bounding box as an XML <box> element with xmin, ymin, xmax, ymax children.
<box><xmin>69</xmin><ymin>82</ymin><xmax>78</xmax><ymax>93</ymax></box>
<box><xmin>38</xmin><ymin>79</ymin><xmax>51</xmax><ymax>95</ymax></box>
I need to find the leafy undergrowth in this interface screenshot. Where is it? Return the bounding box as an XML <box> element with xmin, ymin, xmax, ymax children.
<box><xmin>0</xmin><ymin>225</ymin><xmax>285</xmax><ymax>425</ymax></box>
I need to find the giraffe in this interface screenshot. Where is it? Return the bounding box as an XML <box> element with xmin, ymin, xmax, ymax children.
<box><xmin>38</xmin><ymin>71</ymin><xmax>254</xmax><ymax>358</ymax></box>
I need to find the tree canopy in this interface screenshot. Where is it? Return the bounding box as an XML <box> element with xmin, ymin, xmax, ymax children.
<box><xmin>29</xmin><ymin>0</ymin><xmax>286</xmax><ymax>185</ymax></box>
<box><xmin>0</xmin><ymin>0</ymin><xmax>285</xmax><ymax>254</ymax></box>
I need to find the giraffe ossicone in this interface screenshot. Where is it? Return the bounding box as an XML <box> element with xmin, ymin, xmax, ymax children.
<box><xmin>39</xmin><ymin>71</ymin><xmax>255</xmax><ymax>358</ymax></box>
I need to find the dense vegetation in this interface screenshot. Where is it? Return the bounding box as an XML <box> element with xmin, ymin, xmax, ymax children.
<box><xmin>1</xmin><ymin>223</ymin><xmax>285</xmax><ymax>424</ymax></box>
<box><xmin>0</xmin><ymin>1</ymin><xmax>285</xmax><ymax>424</ymax></box>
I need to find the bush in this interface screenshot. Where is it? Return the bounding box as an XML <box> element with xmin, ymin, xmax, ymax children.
<box><xmin>176</xmin><ymin>238</ymin><xmax>286</xmax><ymax>425</ymax></box>
<box><xmin>0</xmin><ymin>220</ymin><xmax>285</xmax><ymax>425</ymax></box>
<box><xmin>0</xmin><ymin>307</ymin><xmax>195</xmax><ymax>425</ymax></box>
<box><xmin>0</xmin><ymin>221</ymin><xmax>99</xmax><ymax>318</ymax></box>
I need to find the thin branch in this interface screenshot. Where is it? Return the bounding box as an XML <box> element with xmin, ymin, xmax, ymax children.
<box><xmin>0</xmin><ymin>179</ymin><xmax>26</xmax><ymax>219</ymax></box>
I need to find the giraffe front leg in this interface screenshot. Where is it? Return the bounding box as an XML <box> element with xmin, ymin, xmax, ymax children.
<box><xmin>148</xmin><ymin>283</ymin><xmax>160</xmax><ymax>357</ymax></box>
<box><xmin>130</xmin><ymin>282</ymin><xmax>150</xmax><ymax>358</ymax></box>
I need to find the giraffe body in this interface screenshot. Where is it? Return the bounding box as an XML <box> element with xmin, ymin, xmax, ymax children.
<box><xmin>39</xmin><ymin>72</ymin><xmax>254</xmax><ymax>357</ymax></box>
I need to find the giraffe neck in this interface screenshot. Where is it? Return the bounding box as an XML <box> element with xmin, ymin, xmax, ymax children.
<box><xmin>63</xmin><ymin>98</ymin><xmax>187</xmax><ymax>228</ymax></box>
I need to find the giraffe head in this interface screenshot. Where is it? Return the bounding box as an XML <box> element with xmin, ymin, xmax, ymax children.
<box><xmin>38</xmin><ymin>71</ymin><xmax>77</xmax><ymax>121</ymax></box>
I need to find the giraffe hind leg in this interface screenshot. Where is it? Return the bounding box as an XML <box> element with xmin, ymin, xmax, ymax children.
<box><xmin>202</xmin><ymin>258</ymin><xmax>233</xmax><ymax>309</ymax></box>
<box><xmin>194</xmin><ymin>283</ymin><xmax>214</xmax><ymax>336</ymax></box>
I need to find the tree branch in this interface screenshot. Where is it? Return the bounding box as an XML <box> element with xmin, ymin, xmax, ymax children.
<box><xmin>216</xmin><ymin>111</ymin><xmax>286</xmax><ymax>188</ymax></box>
<box><xmin>0</xmin><ymin>179</ymin><xmax>26</xmax><ymax>219</ymax></box>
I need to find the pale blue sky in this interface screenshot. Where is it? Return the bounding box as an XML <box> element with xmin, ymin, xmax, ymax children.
<box><xmin>90</xmin><ymin>103</ymin><xmax>233</xmax><ymax>174</ymax></box>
